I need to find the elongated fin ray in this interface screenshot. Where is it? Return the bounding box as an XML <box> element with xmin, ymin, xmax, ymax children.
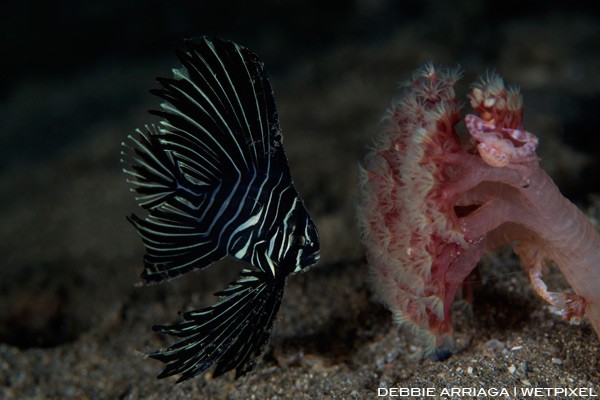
<box><xmin>128</xmin><ymin>210</ymin><xmax>226</xmax><ymax>283</ymax></box>
<box><xmin>150</xmin><ymin>37</ymin><xmax>287</xmax><ymax>178</ymax></box>
<box><xmin>150</xmin><ymin>270</ymin><xmax>285</xmax><ymax>381</ymax></box>
<box><xmin>121</xmin><ymin>125</ymin><xmax>185</xmax><ymax>209</ymax></box>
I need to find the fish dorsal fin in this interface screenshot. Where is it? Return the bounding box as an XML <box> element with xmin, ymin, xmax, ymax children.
<box><xmin>150</xmin><ymin>37</ymin><xmax>286</xmax><ymax>183</ymax></box>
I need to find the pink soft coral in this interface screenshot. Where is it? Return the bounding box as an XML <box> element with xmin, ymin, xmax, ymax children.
<box><xmin>358</xmin><ymin>63</ymin><xmax>600</xmax><ymax>359</ymax></box>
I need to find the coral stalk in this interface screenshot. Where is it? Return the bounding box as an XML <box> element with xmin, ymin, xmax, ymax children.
<box><xmin>358</xmin><ymin>63</ymin><xmax>600</xmax><ymax>359</ymax></box>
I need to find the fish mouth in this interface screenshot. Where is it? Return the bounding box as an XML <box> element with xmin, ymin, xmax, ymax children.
<box><xmin>306</xmin><ymin>251</ymin><xmax>320</xmax><ymax>267</ymax></box>
<box><xmin>293</xmin><ymin>251</ymin><xmax>320</xmax><ymax>273</ymax></box>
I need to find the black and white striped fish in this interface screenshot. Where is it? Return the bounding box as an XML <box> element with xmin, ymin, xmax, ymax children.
<box><xmin>121</xmin><ymin>37</ymin><xmax>320</xmax><ymax>382</ymax></box>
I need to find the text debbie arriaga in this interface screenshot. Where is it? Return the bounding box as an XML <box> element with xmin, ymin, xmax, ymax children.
<box><xmin>377</xmin><ymin>387</ymin><xmax>598</xmax><ymax>397</ymax></box>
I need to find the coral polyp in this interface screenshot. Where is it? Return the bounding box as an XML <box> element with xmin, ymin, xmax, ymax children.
<box><xmin>358</xmin><ymin>63</ymin><xmax>600</xmax><ymax>359</ymax></box>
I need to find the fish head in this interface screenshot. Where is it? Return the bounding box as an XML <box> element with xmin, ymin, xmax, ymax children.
<box><xmin>281</xmin><ymin>202</ymin><xmax>320</xmax><ymax>274</ymax></box>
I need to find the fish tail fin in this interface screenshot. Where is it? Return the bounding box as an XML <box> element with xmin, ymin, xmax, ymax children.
<box><xmin>123</xmin><ymin>124</ymin><xmax>226</xmax><ymax>283</ymax></box>
<box><xmin>150</xmin><ymin>269</ymin><xmax>286</xmax><ymax>381</ymax></box>
<box><xmin>127</xmin><ymin>211</ymin><xmax>227</xmax><ymax>283</ymax></box>
<box><xmin>121</xmin><ymin>124</ymin><xmax>185</xmax><ymax>210</ymax></box>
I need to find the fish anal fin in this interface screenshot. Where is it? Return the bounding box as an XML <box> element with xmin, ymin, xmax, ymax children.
<box><xmin>150</xmin><ymin>270</ymin><xmax>285</xmax><ymax>380</ymax></box>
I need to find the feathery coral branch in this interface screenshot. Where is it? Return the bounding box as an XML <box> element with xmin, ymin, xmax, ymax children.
<box><xmin>358</xmin><ymin>63</ymin><xmax>600</xmax><ymax>359</ymax></box>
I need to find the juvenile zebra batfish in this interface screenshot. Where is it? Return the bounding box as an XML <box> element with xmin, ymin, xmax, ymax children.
<box><xmin>121</xmin><ymin>37</ymin><xmax>320</xmax><ymax>382</ymax></box>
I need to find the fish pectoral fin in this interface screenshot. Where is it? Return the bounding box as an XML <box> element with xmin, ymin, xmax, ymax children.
<box><xmin>150</xmin><ymin>269</ymin><xmax>286</xmax><ymax>382</ymax></box>
<box><xmin>122</xmin><ymin>124</ymin><xmax>181</xmax><ymax>209</ymax></box>
<box><xmin>128</xmin><ymin>211</ymin><xmax>226</xmax><ymax>283</ymax></box>
<box><xmin>122</xmin><ymin>124</ymin><xmax>211</xmax><ymax>209</ymax></box>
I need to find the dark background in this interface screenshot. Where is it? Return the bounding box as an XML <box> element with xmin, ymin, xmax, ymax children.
<box><xmin>2</xmin><ymin>1</ymin><xmax>600</xmax><ymax>195</ymax></box>
<box><xmin>3</xmin><ymin>1</ymin><xmax>598</xmax><ymax>87</ymax></box>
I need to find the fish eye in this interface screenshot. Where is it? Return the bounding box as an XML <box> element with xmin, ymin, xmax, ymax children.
<box><xmin>294</xmin><ymin>235</ymin><xmax>306</xmax><ymax>246</ymax></box>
